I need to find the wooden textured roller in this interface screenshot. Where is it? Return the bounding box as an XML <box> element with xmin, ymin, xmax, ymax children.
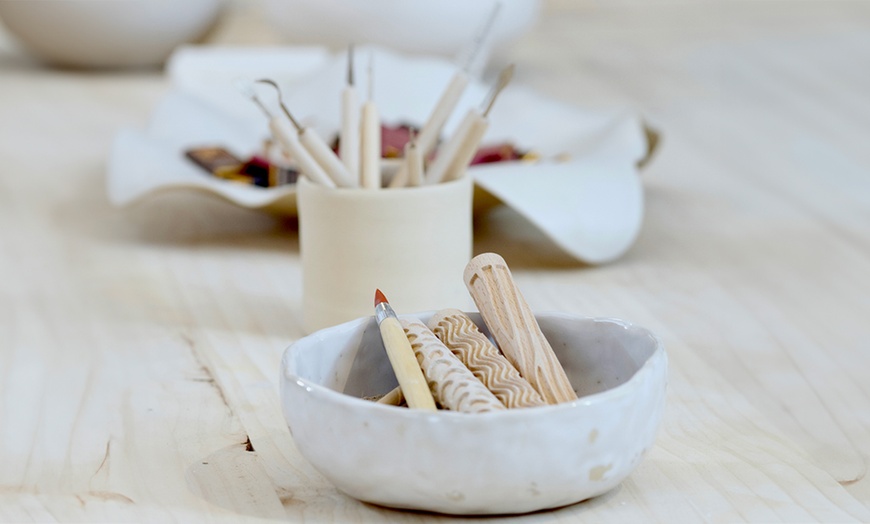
<box><xmin>400</xmin><ymin>318</ymin><xmax>505</xmax><ymax>413</ymax></box>
<box><xmin>428</xmin><ymin>309</ymin><xmax>545</xmax><ymax>409</ymax></box>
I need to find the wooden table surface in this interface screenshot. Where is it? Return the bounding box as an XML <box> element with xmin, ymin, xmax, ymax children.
<box><xmin>2</xmin><ymin>1</ymin><xmax>870</xmax><ymax>522</ymax></box>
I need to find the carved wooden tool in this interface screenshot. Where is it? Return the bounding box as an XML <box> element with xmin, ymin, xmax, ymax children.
<box><xmin>400</xmin><ymin>318</ymin><xmax>505</xmax><ymax>413</ymax></box>
<box><xmin>428</xmin><ymin>309</ymin><xmax>545</xmax><ymax>409</ymax></box>
<box><xmin>463</xmin><ymin>253</ymin><xmax>577</xmax><ymax>404</ymax></box>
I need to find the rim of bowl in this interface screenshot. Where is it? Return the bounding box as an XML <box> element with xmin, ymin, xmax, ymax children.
<box><xmin>281</xmin><ymin>311</ymin><xmax>667</xmax><ymax>420</ymax></box>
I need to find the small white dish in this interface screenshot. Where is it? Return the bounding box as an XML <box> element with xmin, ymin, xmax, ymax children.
<box><xmin>259</xmin><ymin>0</ymin><xmax>541</xmax><ymax>59</ymax></box>
<box><xmin>280</xmin><ymin>311</ymin><xmax>667</xmax><ymax>515</ymax></box>
<box><xmin>0</xmin><ymin>0</ymin><xmax>223</xmax><ymax>68</ymax></box>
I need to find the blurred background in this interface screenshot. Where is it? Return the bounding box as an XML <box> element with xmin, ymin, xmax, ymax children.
<box><xmin>2</xmin><ymin>2</ymin><xmax>870</xmax><ymax>518</ymax></box>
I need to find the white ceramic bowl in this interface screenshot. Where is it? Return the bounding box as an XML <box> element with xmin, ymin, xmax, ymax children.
<box><xmin>280</xmin><ymin>311</ymin><xmax>667</xmax><ymax>515</ymax></box>
<box><xmin>259</xmin><ymin>0</ymin><xmax>541</xmax><ymax>59</ymax></box>
<box><xmin>0</xmin><ymin>0</ymin><xmax>223</xmax><ymax>68</ymax></box>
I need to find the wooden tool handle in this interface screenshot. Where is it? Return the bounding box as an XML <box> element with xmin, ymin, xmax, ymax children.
<box><xmin>428</xmin><ymin>309</ymin><xmax>545</xmax><ymax>409</ymax></box>
<box><xmin>360</xmin><ymin>101</ymin><xmax>381</xmax><ymax>189</ymax></box>
<box><xmin>463</xmin><ymin>253</ymin><xmax>577</xmax><ymax>404</ymax></box>
<box><xmin>375</xmin><ymin>386</ymin><xmax>404</xmax><ymax>406</ymax></box>
<box><xmin>423</xmin><ymin>109</ymin><xmax>476</xmax><ymax>185</ymax></box>
<box><xmin>379</xmin><ymin>317</ymin><xmax>437</xmax><ymax>411</ymax></box>
<box><xmin>269</xmin><ymin>119</ymin><xmax>335</xmax><ymax>188</ymax></box>
<box><xmin>400</xmin><ymin>318</ymin><xmax>505</xmax><ymax>413</ymax></box>
<box><xmin>300</xmin><ymin>128</ymin><xmax>356</xmax><ymax>188</ymax></box>
<box><xmin>340</xmin><ymin>86</ymin><xmax>360</xmax><ymax>180</ymax></box>
<box><xmin>442</xmin><ymin>117</ymin><xmax>488</xmax><ymax>183</ymax></box>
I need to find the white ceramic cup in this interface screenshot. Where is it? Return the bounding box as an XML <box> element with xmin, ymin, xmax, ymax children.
<box><xmin>297</xmin><ymin>176</ymin><xmax>473</xmax><ymax>333</ymax></box>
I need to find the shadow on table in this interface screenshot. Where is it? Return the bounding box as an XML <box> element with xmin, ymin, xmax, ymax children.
<box><xmin>58</xmin><ymin>167</ymin><xmax>619</xmax><ymax>269</ymax></box>
<box><xmin>473</xmin><ymin>206</ymin><xmax>591</xmax><ymax>270</ymax></box>
<box><xmin>57</xmin><ymin>170</ymin><xmax>297</xmax><ymax>253</ymax></box>
<box><xmin>116</xmin><ymin>194</ymin><xmax>297</xmax><ymax>252</ymax></box>
<box><xmin>363</xmin><ymin>485</ymin><xmax>624</xmax><ymax>521</ymax></box>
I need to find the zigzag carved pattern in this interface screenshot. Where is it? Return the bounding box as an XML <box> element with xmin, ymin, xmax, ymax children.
<box><xmin>429</xmin><ymin>310</ymin><xmax>545</xmax><ymax>409</ymax></box>
<box><xmin>401</xmin><ymin>318</ymin><xmax>505</xmax><ymax>414</ymax></box>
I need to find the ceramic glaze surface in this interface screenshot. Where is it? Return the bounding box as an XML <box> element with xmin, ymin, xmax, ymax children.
<box><xmin>280</xmin><ymin>312</ymin><xmax>667</xmax><ymax>515</ymax></box>
<box><xmin>260</xmin><ymin>0</ymin><xmax>541</xmax><ymax>59</ymax></box>
<box><xmin>0</xmin><ymin>0</ymin><xmax>222</xmax><ymax>68</ymax></box>
<box><xmin>297</xmin><ymin>177</ymin><xmax>473</xmax><ymax>333</ymax></box>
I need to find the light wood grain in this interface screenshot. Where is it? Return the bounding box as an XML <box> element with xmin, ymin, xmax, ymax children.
<box><xmin>2</xmin><ymin>0</ymin><xmax>870</xmax><ymax>521</ymax></box>
<box><xmin>378</xmin><ymin>317</ymin><xmax>436</xmax><ymax>411</ymax></box>
<box><xmin>375</xmin><ymin>386</ymin><xmax>403</xmax><ymax>406</ymax></box>
<box><xmin>400</xmin><ymin>318</ymin><xmax>505</xmax><ymax>413</ymax></box>
<box><xmin>464</xmin><ymin>253</ymin><xmax>577</xmax><ymax>404</ymax></box>
<box><xmin>428</xmin><ymin>309</ymin><xmax>545</xmax><ymax>409</ymax></box>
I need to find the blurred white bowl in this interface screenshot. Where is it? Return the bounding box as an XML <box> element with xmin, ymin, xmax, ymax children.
<box><xmin>0</xmin><ymin>0</ymin><xmax>223</xmax><ymax>68</ymax></box>
<box><xmin>259</xmin><ymin>0</ymin><xmax>541</xmax><ymax>59</ymax></box>
<box><xmin>280</xmin><ymin>311</ymin><xmax>667</xmax><ymax>515</ymax></box>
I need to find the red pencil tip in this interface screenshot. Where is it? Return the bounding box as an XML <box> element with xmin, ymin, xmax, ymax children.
<box><xmin>374</xmin><ymin>289</ymin><xmax>388</xmax><ymax>306</ymax></box>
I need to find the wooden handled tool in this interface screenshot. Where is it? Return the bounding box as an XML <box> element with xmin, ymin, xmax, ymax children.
<box><xmin>400</xmin><ymin>318</ymin><xmax>505</xmax><ymax>413</ymax></box>
<box><xmin>428</xmin><ymin>309</ymin><xmax>545</xmax><ymax>409</ymax></box>
<box><xmin>376</xmin><ymin>386</ymin><xmax>404</xmax><ymax>406</ymax></box>
<box><xmin>374</xmin><ymin>290</ymin><xmax>436</xmax><ymax>411</ymax></box>
<box><xmin>463</xmin><ymin>253</ymin><xmax>577</xmax><ymax>404</ymax></box>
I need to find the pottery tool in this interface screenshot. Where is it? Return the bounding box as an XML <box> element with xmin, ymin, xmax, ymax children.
<box><xmin>389</xmin><ymin>3</ymin><xmax>501</xmax><ymax>188</ymax></box>
<box><xmin>255</xmin><ymin>79</ymin><xmax>356</xmax><ymax>188</ymax></box>
<box><xmin>389</xmin><ymin>129</ymin><xmax>423</xmax><ymax>187</ymax></box>
<box><xmin>400</xmin><ymin>318</ymin><xmax>505</xmax><ymax>413</ymax></box>
<box><xmin>340</xmin><ymin>45</ymin><xmax>360</xmax><ymax>181</ymax></box>
<box><xmin>421</xmin><ymin>111</ymin><xmax>476</xmax><ymax>185</ymax></box>
<box><xmin>428</xmin><ymin>309</ymin><xmax>545</xmax><ymax>409</ymax></box>
<box><xmin>374</xmin><ymin>290</ymin><xmax>436</xmax><ymax>411</ymax></box>
<box><xmin>463</xmin><ymin>253</ymin><xmax>577</xmax><ymax>404</ymax></box>
<box><xmin>360</xmin><ymin>55</ymin><xmax>382</xmax><ymax>189</ymax></box>
<box><xmin>237</xmin><ymin>80</ymin><xmax>335</xmax><ymax>188</ymax></box>
<box><xmin>376</xmin><ymin>386</ymin><xmax>404</xmax><ymax>406</ymax></box>
<box><xmin>404</xmin><ymin>129</ymin><xmax>424</xmax><ymax>187</ymax></box>
<box><xmin>387</xmin><ymin>68</ymin><xmax>467</xmax><ymax>188</ymax></box>
<box><xmin>424</xmin><ymin>64</ymin><xmax>513</xmax><ymax>185</ymax></box>
<box><xmin>456</xmin><ymin>1</ymin><xmax>503</xmax><ymax>76</ymax></box>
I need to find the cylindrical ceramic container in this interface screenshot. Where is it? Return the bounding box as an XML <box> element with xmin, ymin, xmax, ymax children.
<box><xmin>297</xmin><ymin>176</ymin><xmax>473</xmax><ymax>333</ymax></box>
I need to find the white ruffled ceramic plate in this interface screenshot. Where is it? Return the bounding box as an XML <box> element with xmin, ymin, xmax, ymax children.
<box><xmin>108</xmin><ymin>45</ymin><xmax>656</xmax><ymax>264</ymax></box>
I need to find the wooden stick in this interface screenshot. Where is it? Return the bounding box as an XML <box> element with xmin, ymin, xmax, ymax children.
<box><xmin>374</xmin><ymin>291</ymin><xmax>436</xmax><ymax>410</ymax></box>
<box><xmin>340</xmin><ymin>45</ymin><xmax>360</xmax><ymax>181</ymax></box>
<box><xmin>428</xmin><ymin>309</ymin><xmax>545</xmax><ymax>408</ymax></box>
<box><xmin>236</xmin><ymin>79</ymin><xmax>335</xmax><ymax>187</ymax></box>
<box><xmin>463</xmin><ymin>253</ymin><xmax>577</xmax><ymax>404</ymax></box>
<box><xmin>390</xmin><ymin>71</ymin><xmax>469</xmax><ymax>188</ymax></box>
<box><xmin>268</xmin><ymin>119</ymin><xmax>335</xmax><ymax>188</ymax></box>
<box><xmin>441</xmin><ymin>64</ymin><xmax>514</xmax><ymax>182</ymax></box>
<box><xmin>360</xmin><ymin>54</ymin><xmax>381</xmax><ymax>189</ymax></box>
<box><xmin>388</xmin><ymin>5</ymin><xmax>501</xmax><ymax>188</ymax></box>
<box><xmin>396</xmin><ymin>129</ymin><xmax>424</xmax><ymax>188</ymax></box>
<box><xmin>405</xmin><ymin>137</ymin><xmax>424</xmax><ymax>187</ymax></box>
<box><xmin>299</xmin><ymin>127</ymin><xmax>356</xmax><ymax>187</ymax></box>
<box><xmin>423</xmin><ymin>65</ymin><xmax>514</xmax><ymax>184</ymax></box>
<box><xmin>400</xmin><ymin>318</ymin><xmax>505</xmax><ymax>413</ymax></box>
<box><xmin>423</xmin><ymin>109</ymin><xmax>477</xmax><ymax>185</ymax></box>
<box><xmin>441</xmin><ymin>116</ymin><xmax>488</xmax><ymax>183</ymax></box>
<box><xmin>376</xmin><ymin>386</ymin><xmax>404</xmax><ymax>406</ymax></box>
<box><xmin>253</xmin><ymin>78</ymin><xmax>355</xmax><ymax>187</ymax></box>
